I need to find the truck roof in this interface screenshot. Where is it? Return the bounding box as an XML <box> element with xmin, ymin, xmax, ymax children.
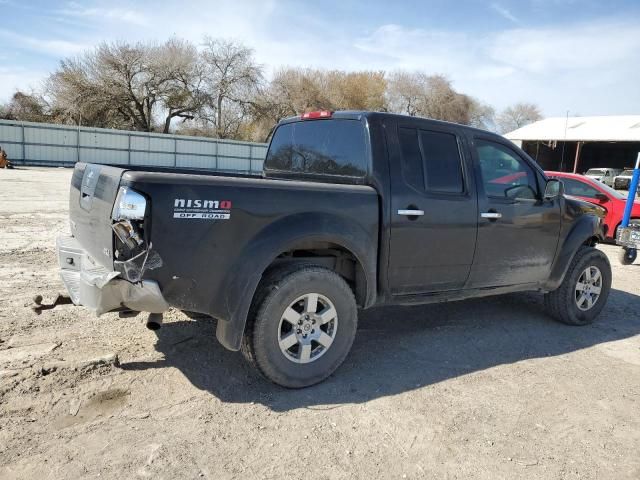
<box><xmin>278</xmin><ymin>110</ymin><xmax>492</xmax><ymax>136</ymax></box>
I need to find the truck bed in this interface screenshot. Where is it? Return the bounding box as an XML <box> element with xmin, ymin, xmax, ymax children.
<box><xmin>68</xmin><ymin>162</ymin><xmax>380</xmax><ymax>333</ymax></box>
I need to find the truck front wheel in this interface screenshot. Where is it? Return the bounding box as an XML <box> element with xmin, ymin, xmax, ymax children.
<box><xmin>241</xmin><ymin>264</ymin><xmax>358</xmax><ymax>388</ymax></box>
<box><xmin>544</xmin><ymin>246</ymin><xmax>612</xmax><ymax>325</ymax></box>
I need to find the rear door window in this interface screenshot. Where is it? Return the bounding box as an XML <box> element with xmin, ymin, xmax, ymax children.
<box><xmin>419</xmin><ymin>130</ymin><xmax>464</xmax><ymax>193</ymax></box>
<box><xmin>398</xmin><ymin>127</ymin><xmax>424</xmax><ymax>192</ymax></box>
<box><xmin>398</xmin><ymin>127</ymin><xmax>464</xmax><ymax>194</ymax></box>
<box><xmin>265</xmin><ymin>119</ymin><xmax>367</xmax><ymax>177</ymax></box>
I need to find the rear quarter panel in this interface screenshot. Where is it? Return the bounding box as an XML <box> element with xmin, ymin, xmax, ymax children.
<box><xmin>120</xmin><ymin>171</ymin><xmax>379</xmax><ymax>349</ymax></box>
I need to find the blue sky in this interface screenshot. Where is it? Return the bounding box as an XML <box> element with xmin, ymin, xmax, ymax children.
<box><xmin>1</xmin><ymin>0</ymin><xmax>639</xmax><ymax>117</ymax></box>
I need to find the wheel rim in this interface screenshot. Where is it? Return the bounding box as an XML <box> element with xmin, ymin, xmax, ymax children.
<box><xmin>277</xmin><ymin>293</ymin><xmax>338</xmax><ymax>364</ymax></box>
<box><xmin>575</xmin><ymin>266</ymin><xmax>603</xmax><ymax>311</ymax></box>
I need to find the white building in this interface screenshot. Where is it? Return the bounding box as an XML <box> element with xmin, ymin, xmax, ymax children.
<box><xmin>505</xmin><ymin>115</ymin><xmax>640</xmax><ymax>172</ymax></box>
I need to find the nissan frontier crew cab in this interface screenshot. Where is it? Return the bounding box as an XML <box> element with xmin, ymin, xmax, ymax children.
<box><xmin>57</xmin><ymin>111</ymin><xmax>611</xmax><ymax>388</ymax></box>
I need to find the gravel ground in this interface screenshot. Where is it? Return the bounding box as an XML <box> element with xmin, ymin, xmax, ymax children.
<box><xmin>1</xmin><ymin>167</ymin><xmax>639</xmax><ymax>480</ymax></box>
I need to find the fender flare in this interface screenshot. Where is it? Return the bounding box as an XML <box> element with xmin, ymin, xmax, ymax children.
<box><xmin>544</xmin><ymin>215</ymin><xmax>600</xmax><ymax>290</ymax></box>
<box><xmin>215</xmin><ymin>212</ymin><xmax>377</xmax><ymax>351</ymax></box>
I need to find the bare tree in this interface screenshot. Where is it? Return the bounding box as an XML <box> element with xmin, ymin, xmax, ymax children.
<box><xmin>324</xmin><ymin>70</ymin><xmax>387</xmax><ymax>111</ymax></box>
<box><xmin>200</xmin><ymin>38</ymin><xmax>263</xmax><ymax>138</ymax></box>
<box><xmin>0</xmin><ymin>91</ymin><xmax>52</xmax><ymax>122</ymax></box>
<box><xmin>386</xmin><ymin>71</ymin><xmax>427</xmax><ymax>116</ymax></box>
<box><xmin>12</xmin><ymin>35</ymin><xmax>507</xmax><ymax>140</ymax></box>
<box><xmin>468</xmin><ymin>102</ymin><xmax>496</xmax><ymax>131</ymax></box>
<box><xmin>386</xmin><ymin>71</ymin><xmax>492</xmax><ymax>126</ymax></box>
<box><xmin>155</xmin><ymin>39</ymin><xmax>208</xmax><ymax>133</ymax></box>
<box><xmin>46</xmin><ymin>38</ymin><xmax>205</xmax><ymax>132</ymax></box>
<box><xmin>497</xmin><ymin>102</ymin><xmax>543</xmax><ymax>133</ymax></box>
<box><xmin>240</xmin><ymin>68</ymin><xmax>388</xmax><ymax>142</ymax></box>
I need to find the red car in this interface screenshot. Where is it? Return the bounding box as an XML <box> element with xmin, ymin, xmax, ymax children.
<box><xmin>546</xmin><ymin>171</ymin><xmax>640</xmax><ymax>242</ymax></box>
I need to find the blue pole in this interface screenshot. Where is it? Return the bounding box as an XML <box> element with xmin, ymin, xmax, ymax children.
<box><xmin>621</xmin><ymin>153</ymin><xmax>640</xmax><ymax>228</ymax></box>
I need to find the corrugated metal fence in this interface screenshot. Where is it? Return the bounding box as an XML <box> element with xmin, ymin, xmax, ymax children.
<box><xmin>0</xmin><ymin>119</ymin><xmax>267</xmax><ymax>173</ymax></box>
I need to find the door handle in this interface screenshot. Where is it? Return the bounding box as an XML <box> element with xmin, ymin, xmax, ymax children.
<box><xmin>481</xmin><ymin>212</ymin><xmax>502</xmax><ymax>219</ymax></box>
<box><xmin>398</xmin><ymin>209</ymin><xmax>425</xmax><ymax>216</ymax></box>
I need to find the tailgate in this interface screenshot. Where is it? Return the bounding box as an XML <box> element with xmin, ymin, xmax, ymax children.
<box><xmin>69</xmin><ymin>163</ymin><xmax>124</xmax><ymax>268</ymax></box>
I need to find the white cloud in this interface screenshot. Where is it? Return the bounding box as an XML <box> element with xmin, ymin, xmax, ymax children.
<box><xmin>1</xmin><ymin>2</ymin><xmax>639</xmax><ymax>117</ymax></box>
<box><xmin>0</xmin><ymin>66</ymin><xmax>48</xmax><ymax>101</ymax></box>
<box><xmin>490</xmin><ymin>3</ymin><xmax>520</xmax><ymax>24</ymax></box>
<box><xmin>354</xmin><ymin>24</ymin><xmax>472</xmax><ymax>72</ymax></box>
<box><xmin>57</xmin><ymin>2</ymin><xmax>148</xmax><ymax>26</ymax></box>
<box><xmin>0</xmin><ymin>28</ymin><xmax>88</xmax><ymax>57</ymax></box>
<box><xmin>351</xmin><ymin>19</ymin><xmax>640</xmax><ymax>115</ymax></box>
<box><xmin>488</xmin><ymin>21</ymin><xmax>640</xmax><ymax>73</ymax></box>
<box><xmin>353</xmin><ymin>24</ymin><xmax>509</xmax><ymax>81</ymax></box>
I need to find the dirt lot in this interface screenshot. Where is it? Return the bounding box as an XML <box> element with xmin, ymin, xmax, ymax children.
<box><xmin>0</xmin><ymin>167</ymin><xmax>639</xmax><ymax>479</ymax></box>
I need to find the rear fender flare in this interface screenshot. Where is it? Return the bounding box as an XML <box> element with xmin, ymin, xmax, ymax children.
<box><xmin>215</xmin><ymin>212</ymin><xmax>377</xmax><ymax>351</ymax></box>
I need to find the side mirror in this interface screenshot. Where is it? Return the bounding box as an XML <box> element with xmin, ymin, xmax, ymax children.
<box><xmin>544</xmin><ymin>178</ymin><xmax>564</xmax><ymax>200</ymax></box>
<box><xmin>594</xmin><ymin>192</ymin><xmax>609</xmax><ymax>202</ymax></box>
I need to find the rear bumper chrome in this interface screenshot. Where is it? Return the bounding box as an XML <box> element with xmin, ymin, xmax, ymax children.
<box><xmin>57</xmin><ymin>235</ymin><xmax>169</xmax><ymax>315</ymax></box>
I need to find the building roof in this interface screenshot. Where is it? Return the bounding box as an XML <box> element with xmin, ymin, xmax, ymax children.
<box><xmin>504</xmin><ymin>115</ymin><xmax>640</xmax><ymax>142</ymax></box>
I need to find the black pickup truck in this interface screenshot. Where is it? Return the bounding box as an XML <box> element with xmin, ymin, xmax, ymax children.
<box><xmin>57</xmin><ymin>111</ymin><xmax>611</xmax><ymax>387</ymax></box>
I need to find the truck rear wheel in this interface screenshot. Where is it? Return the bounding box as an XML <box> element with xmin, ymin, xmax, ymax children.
<box><xmin>544</xmin><ymin>246</ymin><xmax>611</xmax><ymax>326</ymax></box>
<box><xmin>241</xmin><ymin>264</ymin><xmax>358</xmax><ymax>388</ymax></box>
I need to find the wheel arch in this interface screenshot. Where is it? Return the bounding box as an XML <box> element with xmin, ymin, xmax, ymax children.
<box><xmin>215</xmin><ymin>212</ymin><xmax>377</xmax><ymax>351</ymax></box>
<box><xmin>544</xmin><ymin>215</ymin><xmax>602</xmax><ymax>291</ymax></box>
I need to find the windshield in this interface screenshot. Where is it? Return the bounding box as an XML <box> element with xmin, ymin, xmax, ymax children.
<box><xmin>586</xmin><ymin>168</ymin><xmax>606</xmax><ymax>175</ymax></box>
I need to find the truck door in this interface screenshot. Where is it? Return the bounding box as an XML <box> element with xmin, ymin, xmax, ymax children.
<box><xmin>387</xmin><ymin>120</ymin><xmax>478</xmax><ymax>295</ymax></box>
<box><xmin>467</xmin><ymin>136</ymin><xmax>561</xmax><ymax>288</ymax></box>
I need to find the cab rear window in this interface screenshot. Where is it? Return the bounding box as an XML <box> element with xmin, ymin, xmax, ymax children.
<box><xmin>265</xmin><ymin>119</ymin><xmax>367</xmax><ymax>178</ymax></box>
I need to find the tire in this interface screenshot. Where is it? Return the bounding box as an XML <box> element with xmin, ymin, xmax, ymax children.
<box><xmin>619</xmin><ymin>247</ymin><xmax>637</xmax><ymax>265</ymax></box>
<box><xmin>544</xmin><ymin>246</ymin><xmax>611</xmax><ymax>326</ymax></box>
<box><xmin>241</xmin><ymin>264</ymin><xmax>358</xmax><ymax>388</ymax></box>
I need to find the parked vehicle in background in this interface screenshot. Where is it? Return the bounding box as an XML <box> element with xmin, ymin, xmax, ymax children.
<box><xmin>547</xmin><ymin>171</ymin><xmax>640</xmax><ymax>264</ymax></box>
<box><xmin>56</xmin><ymin>111</ymin><xmax>611</xmax><ymax>388</ymax></box>
<box><xmin>614</xmin><ymin>169</ymin><xmax>635</xmax><ymax>190</ymax></box>
<box><xmin>584</xmin><ymin>168</ymin><xmax>622</xmax><ymax>187</ymax></box>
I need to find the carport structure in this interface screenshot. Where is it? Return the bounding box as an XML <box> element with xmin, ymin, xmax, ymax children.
<box><xmin>505</xmin><ymin>115</ymin><xmax>640</xmax><ymax>173</ymax></box>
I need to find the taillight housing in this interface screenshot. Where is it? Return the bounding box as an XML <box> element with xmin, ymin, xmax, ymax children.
<box><xmin>111</xmin><ymin>187</ymin><xmax>147</xmax><ymax>260</ymax></box>
<box><xmin>301</xmin><ymin>110</ymin><xmax>333</xmax><ymax>120</ymax></box>
<box><xmin>112</xmin><ymin>187</ymin><xmax>147</xmax><ymax>221</ymax></box>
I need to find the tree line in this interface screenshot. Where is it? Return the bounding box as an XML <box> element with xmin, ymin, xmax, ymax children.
<box><xmin>0</xmin><ymin>37</ymin><xmax>542</xmax><ymax>141</ymax></box>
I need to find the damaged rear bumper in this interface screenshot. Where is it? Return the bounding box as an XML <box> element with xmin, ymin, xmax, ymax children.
<box><xmin>57</xmin><ymin>235</ymin><xmax>169</xmax><ymax>315</ymax></box>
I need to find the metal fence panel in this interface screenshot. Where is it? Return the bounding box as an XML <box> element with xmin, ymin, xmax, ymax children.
<box><xmin>218</xmin><ymin>142</ymin><xmax>251</xmax><ymax>159</ymax></box>
<box><xmin>0</xmin><ymin>123</ymin><xmax>22</xmax><ymax>143</ymax></box>
<box><xmin>131</xmin><ymin>151</ymin><xmax>174</xmax><ymax>167</ymax></box>
<box><xmin>82</xmin><ymin>148</ymin><xmax>129</xmax><ymax>165</ymax></box>
<box><xmin>251</xmin><ymin>158</ymin><xmax>265</xmax><ymax>172</ymax></box>
<box><xmin>0</xmin><ymin>119</ymin><xmax>267</xmax><ymax>174</ymax></box>
<box><xmin>176</xmin><ymin>154</ymin><xmax>217</xmax><ymax>169</ymax></box>
<box><xmin>80</xmin><ymin>131</ymin><xmax>128</xmax><ymax>149</ymax></box>
<box><xmin>3</xmin><ymin>142</ymin><xmax>23</xmax><ymax>161</ymax></box>
<box><xmin>177</xmin><ymin>138</ymin><xmax>217</xmax><ymax>155</ymax></box>
<box><xmin>26</xmin><ymin>126</ymin><xmax>77</xmax><ymax>146</ymax></box>
<box><xmin>27</xmin><ymin>144</ymin><xmax>76</xmax><ymax>163</ymax></box>
<box><xmin>251</xmin><ymin>145</ymin><xmax>268</xmax><ymax>157</ymax></box>
<box><xmin>218</xmin><ymin>156</ymin><xmax>252</xmax><ymax>171</ymax></box>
